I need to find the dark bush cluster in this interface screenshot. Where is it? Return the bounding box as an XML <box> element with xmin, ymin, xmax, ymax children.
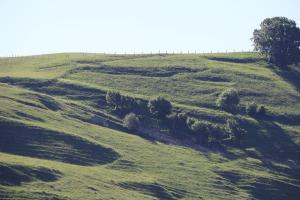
<box><xmin>106</xmin><ymin>91</ymin><xmax>148</xmax><ymax>115</ymax></box>
<box><xmin>246</xmin><ymin>102</ymin><xmax>266</xmax><ymax>117</ymax></box>
<box><xmin>106</xmin><ymin>91</ymin><xmax>173</xmax><ymax>132</ymax></box>
<box><xmin>167</xmin><ymin>112</ymin><xmax>188</xmax><ymax>135</ymax></box>
<box><xmin>148</xmin><ymin>97</ymin><xmax>172</xmax><ymax>119</ymax></box>
<box><xmin>216</xmin><ymin>88</ymin><xmax>267</xmax><ymax>119</ymax></box>
<box><xmin>187</xmin><ymin>117</ymin><xmax>225</xmax><ymax>144</ymax></box>
<box><xmin>105</xmin><ymin>89</ymin><xmax>263</xmax><ymax>145</ymax></box>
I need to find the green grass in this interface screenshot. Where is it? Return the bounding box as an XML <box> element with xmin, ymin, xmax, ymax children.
<box><xmin>0</xmin><ymin>52</ymin><xmax>299</xmax><ymax>199</ymax></box>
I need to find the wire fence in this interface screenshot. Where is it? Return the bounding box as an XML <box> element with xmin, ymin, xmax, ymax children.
<box><xmin>0</xmin><ymin>49</ymin><xmax>256</xmax><ymax>58</ymax></box>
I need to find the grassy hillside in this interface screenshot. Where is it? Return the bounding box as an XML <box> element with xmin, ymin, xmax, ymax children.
<box><xmin>0</xmin><ymin>52</ymin><xmax>299</xmax><ymax>199</ymax></box>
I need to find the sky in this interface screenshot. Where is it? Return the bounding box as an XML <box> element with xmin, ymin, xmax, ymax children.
<box><xmin>0</xmin><ymin>0</ymin><xmax>299</xmax><ymax>56</ymax></box>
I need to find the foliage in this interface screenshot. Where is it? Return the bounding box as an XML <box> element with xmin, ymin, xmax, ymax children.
<box><xmin>148</xmin><ymin>97</ymin><xmax>172</xmax><ymax>119</ymax></box>
<box><xmin>216</xmin><ymin>88</ymin><xmax>240</xmax><ymax>113</ymax></box>
<box><xmin>246</xmin><ymin>102</ymin><xmax>258</xmax><ymax>117</ymax></box>
<box><xmin>187</xmin><ymin>118</ymin><xmax>225</xmax><ymax>144</ymax></box>
<box><xmin>106</xmin><ymin>91</ymin><xmax>122</xmax><ymax>110</ymax></box>
<box><xmin>252</xmin><ymin>17</ymin><xmax>300</xmax><ymax>67</ymax></box>
<box><xmin>123</xmin><ymin>113</ymin><xmax>140</xmax><ymax>131</ymax></box>
<box><xmin>257</xmin><ymin>105</ymin><xmax>266</xmax><ymax>117</ymax></box>
<box><xmin>225</xmin><ymin>118</ymin><xmax>245</xmax><ymax>143</ymax></box>
<box><xmin>106</xmin><ymin>91</ymin><xmax>148</xmax><ymax>114</ymax></box>
<box><xmin>167</xmin><ymin>112</ymin><xmax>188</xmax><ymax>134</ymax></box>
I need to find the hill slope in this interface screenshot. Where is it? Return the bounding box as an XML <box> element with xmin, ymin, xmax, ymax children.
<box><xmin>0</xmin><ymin>52</ymin><xmax>299</xmax><ymax>200</ymax></box>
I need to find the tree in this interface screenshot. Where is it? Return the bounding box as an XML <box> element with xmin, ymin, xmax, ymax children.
<box><xmin>216</xmin><ymin>88</ymin><xmax>240</xmax><ymax>112</ymax></box>
<box><xmin>148</xmin><ymin>97</ymin><xmax>172</xmax><ymax>119</ymax></box>
<box><xmin>123</xmin><ymin>113</ymin><xmax>140</xmax><ymax>131</ymax></box>
<box><xmin>252</xmin><ymin>17</ymin><xmax>300</xmax><ymax>67</ymax></box>
<box><xmin>106</xmin><ymin>91</ymin><xmax>122</xmax><ymax>110</ymax></box>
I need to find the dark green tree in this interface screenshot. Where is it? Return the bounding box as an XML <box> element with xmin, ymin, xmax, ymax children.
<box><xmin>148</xmin><ymin>97</ymin><xmax>172</xmax><ymax>119</ymax></box>
<box><xmin>252</xmin><ymin>17</ymin><xmax>300</xmax><ymax>67</ymax></box>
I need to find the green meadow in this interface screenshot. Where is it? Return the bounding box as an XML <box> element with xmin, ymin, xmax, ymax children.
<box><xmin>0</xmin><ymin>52</ymin><xmax>299</xmax><ymax>199</ymax></box>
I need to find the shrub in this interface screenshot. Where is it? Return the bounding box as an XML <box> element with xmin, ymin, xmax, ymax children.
<box><xmin>148</xmin><ymin>97</ymin><xmax>172</xmax><ymax>119</ymax></box>
<box><xmin>190</xmin><ymin>120</ymin><xmax>211</xmax><ymax>133</ymax></box>
<box><xmin>187</xmin><ymin>119</ymin><xmax>219</xmax><ymax>143</ymax></box>
<box><xmin>106</xmin><ymin>91</ymin><xmax>122</xmax><ymax>110</ymax></box>
<box><xmin>167</xmin><ymin>112</ymin><xmax>188</xmax><ymax>134</ymax></box>
<box><xmin>257</xmin><ymin>105</ymin><xmax>266</xmax><ymax>117</ymax></box>
<box><xmin>186</xmin><ymin>117</ymin><xmax>196</xmax><ymax>129</ymax></box>
<box><xmin>106</xmin><ymin>91</ymin><xmax>148</xmax><ymax>115</ymax></box>
<box><xmin>225</xmin><ymin>118</ymin><xmax>245</xmax><ymax>143</ymax></box>
<box><xmin>123</xmin><ymin>113</ymin><xmax>140</xmax><ymax>131</ymax></box>
<box><xmin>133</xmin><ymin>99</ymin><xmax>149</xmax><ymax>115</ymax></box>
<box><xmin>216</xmin><ymin>88</ymin><xmax>240</xmax><ymax>113</ymax></box>
<box><xmin>120</xmin><ymin>96</ymin><xmax>136</xmax><ymax>112</ymax></box>
<box><xmin>246</xmin><ymin>102</ymin><xmax>258</xmax><ymax>117</ymax></box>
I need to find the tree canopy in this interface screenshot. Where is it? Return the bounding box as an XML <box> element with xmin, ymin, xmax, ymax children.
<box><xmin>252</xmin><ymin>17</ymin><xmax>300</xmax><ymax>67</ymax></box>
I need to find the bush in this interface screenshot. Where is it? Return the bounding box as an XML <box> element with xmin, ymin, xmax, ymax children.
<box><xmin>123</xmin><ymin>113</ymin><xmax>140</xmax><ymax>131</ymax></box>
<box><xmin>167</xmin><ymin>112</ymin><xmax>188</xmax><ymax>134</ymax></box>
<box><xmin>225</xmin><ymin>118</ymin><xmax>245</xmax><ymax>143</ymax></box>
<box><xmin>190</xmin><ymin>120</ymin><xmax>211</xmax><ymax>133</ymax></box>
<box><xmin>216</xmin><ymin>88</ymin><xmax>240</xmax><ymax>113</ymax></box>
<box><xmin>186</xmin><ymin>117</ymin><xmax>196</xmax><ymax>128</ymax></box>
<box><xmin>120</xmin><ymin>96</ymin><xmax>137</xmax><ymax>113</ymax></box>
<box><xmin>106</xmin><ymin>91</ymin><xmax>122</xmax><ymax>110</ymax></box>
<box><xmin>246</xmin><ymin>102</ymin><xmax>258</xmax><ymax>117</ymax></box>
<box><xmin>133</xmin><ymin>99</ymin><xmax>149</xmax><ymax>115</ymax></box>
<box><xmin>187</xmin><ymin>118</ymin><xmax>223</xmax><ymax>144</ymax></box>
<box><xmin>148</xmin><ymin>97</ymin><xmax>172</xmax><ymax>119</ymax></box>
<box><xmin>257</xmin><ymin>105</ymin><xmax>266</xmax><ymax>117</ymax></box>
<box><xmin>106</xmin><ymin>91</ymin><xmax>148</xmax><ymax>115</ymax></box>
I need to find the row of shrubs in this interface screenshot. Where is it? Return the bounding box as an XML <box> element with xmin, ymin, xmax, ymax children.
<box><xmin>168</xmin><ymin>112</ymin><xmax>245</xmax><ymax>144</ymax></box>
<box><xmin>105</xmin><ymin>88</ymin><xmax>266</xmax><ymax>144</ymax></box>
<box><xmin>216</xmin><ymin>88</ymin><xmax>266</xmax><ymax>117</ymax></box>
<box><xmin>106</xmin><ymin>91</ymin><xmax>172</xmax><ymax>130</ymax></box>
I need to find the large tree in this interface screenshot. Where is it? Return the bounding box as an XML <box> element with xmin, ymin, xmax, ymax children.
<box><xmin>252</xmin><ymin>17</ymin><xmax>300</xmax><ymax>67</ymax></box>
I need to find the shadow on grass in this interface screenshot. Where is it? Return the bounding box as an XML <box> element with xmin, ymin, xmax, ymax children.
<box><xmin>0</xmin><ymin>163</ymin><xmax>62</xmax><ymax>186</ymax></box>
<box><xmin>249</xmin><ymin>177</ymin><xmax>300</xmax><ymax>200</ymax></box>
<box><xmin>241</xmin><ymin>119</ymin><xmax>300</xmax><ymax>163</ymax></box>
<box><xmin>268</xmin><ymin>64</ymin><xmax>300</xmax><ymax>92</ymax></box>
<box><xmin>118</xmin><ymin>182</ymin><xmax>187</xmax><ymax>200</ymax></box>
<box><xmin>0</xmin><ymin>77</ymin><xmax>107</xmax><ymax>104</ymax></box>
<box><xmin>0</xmin><ymin>120</ymin><xmax>120</xmax><ymax>166</ymax></box>
<box><xmin>206</xmin><ymin>56</ymin><xmax>264</xmax><ymax>64</ymax></box>
<box><xmin>0</xmin><ymin>186</ymin><xmax>69</xmax><ymax>200</ymax></box>
<box><xmin>217</xmin><ymin>170</ymin><xmax>300</xmax><ymax>200</ymax></box>
<box><xmin>69</xmin><ymin>65</ymin><xmax>199</xmax><ymax>77</ymax></box>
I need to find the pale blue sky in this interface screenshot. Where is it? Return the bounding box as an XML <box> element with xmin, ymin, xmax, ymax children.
<box><xmin>0</xmin><ymin>0</ymin><xmax>299</xmax><ymax>56</ymax></box>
